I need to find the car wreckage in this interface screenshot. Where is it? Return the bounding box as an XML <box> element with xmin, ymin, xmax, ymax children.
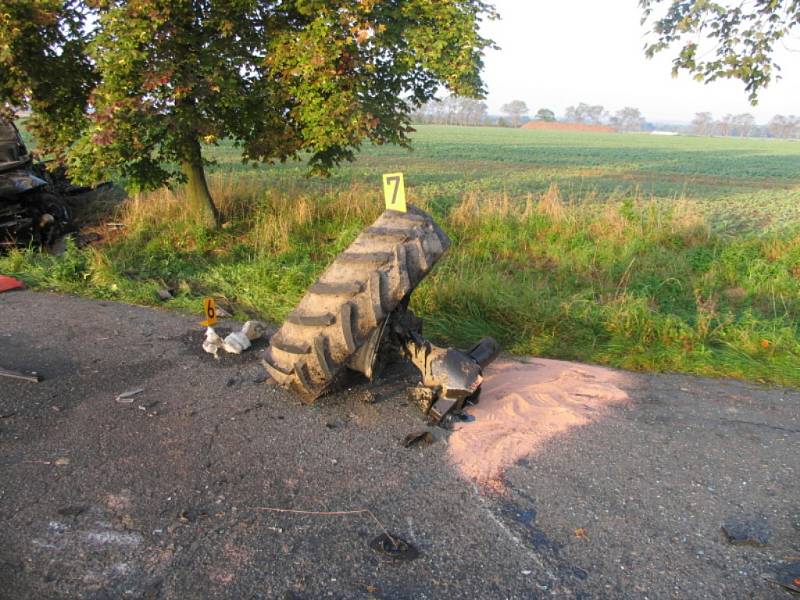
<box><xmin>0</xmin><ymin>119</ymin><xmax>74</xmax><ymax>249</ymax></box>
<box><xmin>263</xmin><ymin>205</ymin><xmax>499</xmax><ymax>424</ymax></box>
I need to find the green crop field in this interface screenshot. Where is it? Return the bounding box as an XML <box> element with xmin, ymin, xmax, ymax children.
<box><xmin>202</xmin><ymin>125</ymin><xmax>800</xmax><ymax>232</ymax></box>
<box><xmin>4</xmin><ymin>125</ymin><xmax>800</xmax><ymax>386</ymax></box>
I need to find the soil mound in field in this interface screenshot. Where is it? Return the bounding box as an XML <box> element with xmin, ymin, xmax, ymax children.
<box><xmin>448</xmin><ymin>358</ymin><xmax>630</xmax><ymax>487</ymax></box>
<box><xmin>522</xmin><ymin>121</ymin><xmax>616</xmax><ymax>133</ymax></box>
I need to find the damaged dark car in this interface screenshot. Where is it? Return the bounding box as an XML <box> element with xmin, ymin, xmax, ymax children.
<box><xmin>0</xmin><ymin>118</ymin><xmax>72</xmax><ymax>249</ymax></box>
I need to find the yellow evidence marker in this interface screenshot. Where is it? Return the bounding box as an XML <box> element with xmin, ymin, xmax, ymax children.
<box><xmin>382</xmin><ymin>172</ymin><xmax>407</xmax><ymax>212</ymax></box>
<box><xmin>200</xmin><ymin>297</ymin><xmax>218</xmax><ymax>327</ymax></box>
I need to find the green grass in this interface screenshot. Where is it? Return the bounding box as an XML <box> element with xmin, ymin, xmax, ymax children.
<box><xmin>203</xmin><ymin>126</ymin><xmax>800</xmax><ymax>232</ymax></box>
<box><xmin>3</xmin><ymin>125</ymin><xmax>799</xmax><ymax>386</ymax></box>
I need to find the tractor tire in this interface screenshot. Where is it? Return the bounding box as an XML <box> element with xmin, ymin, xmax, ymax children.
<box><xmin>262</xmin><ymin>205</ymin><xmax>450</xmax><ymax>401</ymax></box>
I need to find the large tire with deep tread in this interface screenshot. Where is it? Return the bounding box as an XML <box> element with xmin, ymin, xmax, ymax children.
<box><xmin>262</xmin><ymin>205</ymin><xmax>450</xmax><ymax>401</ymax></box>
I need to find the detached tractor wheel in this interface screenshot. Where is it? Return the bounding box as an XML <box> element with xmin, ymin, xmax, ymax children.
<box><xmin>262</xmin><ymin>205</ymin><xmax>450</xmax><ymax>401</ymax></box>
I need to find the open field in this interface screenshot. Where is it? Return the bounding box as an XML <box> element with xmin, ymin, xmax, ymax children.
<box><xmin>2</xmin><ymin>125</ymin><xmax>799</xmax><ymax>385</ymax></box>
<box><xmin>202</xmin><ymin>126</ymin><xmax>800</xmax><ymax>232</ymax></box>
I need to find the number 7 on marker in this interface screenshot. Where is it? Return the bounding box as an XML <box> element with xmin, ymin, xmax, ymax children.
<box><xmin>382</xmin><ymin>172</ymin><xmax>407</xmax><ymax>212</ymax></box>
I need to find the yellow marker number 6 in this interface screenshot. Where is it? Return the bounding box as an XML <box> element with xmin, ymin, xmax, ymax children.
<box><xmin>200</xmin><ymin>297</ymin><xmax>218</xmax><ymax>327</ymax></box>
<box><xmin>382</xmin><ymin>172</ymin><xmax>406</xmax><ymax>212</ymax></box>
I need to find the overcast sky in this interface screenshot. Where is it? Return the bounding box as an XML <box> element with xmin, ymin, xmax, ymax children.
<box><xmin>480</xmin><ymin>0</ymin><xmax>800</xmax><ymax>123</ymax></box>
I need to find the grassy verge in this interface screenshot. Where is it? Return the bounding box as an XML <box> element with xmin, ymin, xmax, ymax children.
<box><xmin>2</xmin><ymin>176</ymin><xmax>798</xmax><ymax>387</ymax></box>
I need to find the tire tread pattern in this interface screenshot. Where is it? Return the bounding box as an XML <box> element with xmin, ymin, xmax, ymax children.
<box><xmin>264</xmin><ymin>205</ymin><xmax>450</xmax><ymax>400</ymax></box>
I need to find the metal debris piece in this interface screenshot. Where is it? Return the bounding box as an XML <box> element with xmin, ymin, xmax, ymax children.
<box><xmin>402</xmin><ymin>431</ymin><xmax>434</xmax><ymax>448</ymax></box>
<box><xmin>368</xmin><ymin>533</ymin><xmax>420</xmax><ymax>561</ymax></box>
<box><xmin>0</xmin><ymin>367</ymin><xmax>40</xmax><ymax>383</ymax></box>
<box><xmin>722</xmin><ymin>514</ymin><xmax>771</xmax><ymax>546</ymax></box>
<box><xmin>115</xmin><ymin>388</ymin><xmax>145</xmax><ymax>403</ymax></box>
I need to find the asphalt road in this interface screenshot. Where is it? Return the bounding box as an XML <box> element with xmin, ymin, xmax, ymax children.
<box><xmin>1</xmin><ymin>291</ymin><xmax>798</xmax><ymax>599</ymax></box>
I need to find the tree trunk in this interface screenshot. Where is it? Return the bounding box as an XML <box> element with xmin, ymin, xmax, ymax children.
<box><xmin>180</xmin><ymin>137</ymin><xmax>219</xmax><ymax>228</ymax></box>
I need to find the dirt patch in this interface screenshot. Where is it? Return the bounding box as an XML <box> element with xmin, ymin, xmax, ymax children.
<box><xmin>522</xmin><ymin>121</ymin><xmax>616</xmax><ymax>133</ymax></box>
<box><xmin>448</xmin><ymin>358</ymin><xmax>630</xmax><ymax>488</ymax></box>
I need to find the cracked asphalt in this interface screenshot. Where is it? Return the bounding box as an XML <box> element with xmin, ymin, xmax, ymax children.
<box><xmin>1</xmin><ymin>291</ymin><xmax>798</xmax><ymax>599</ymax></box>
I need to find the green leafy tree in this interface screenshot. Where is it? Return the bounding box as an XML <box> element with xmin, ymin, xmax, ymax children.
<box><xmin>0</xmin><ymin>2</ymin><xmax>97</xmax><ymax>158</ymax></box>
<box><xmin>1</xmin><ymin>1</ymin><xmax>495</xmax><ymax>227</ymax></box>
<box><xmin>640</xmin><ymin>0</ymin><xmax>800</xmax><ymax>103</ymax></box>
<box><xmin>534</xmin><ymin>108</ymin><xmax>556</xmax><ymax>122</ymax></box>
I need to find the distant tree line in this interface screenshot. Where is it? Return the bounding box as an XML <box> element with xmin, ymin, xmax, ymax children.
<box><xmin>412</xmin><ymin>95</ymin><xmax>490</xmax><ymax>126</ymax></box>
<box><xmin>690</xmin><ymin>112</ymin><xmax>799</xmax><ymax>139</ymax></box>
<box><xmin>413</xmin><ymin>97</ymin><xmax>650</xmax><ymax>131</ymax></box>
<box><xmin>412</xmin><ymin>97</ymin><xmax>800</xmax><ymax>139</ymax></box>
<box><xmin>411</xmin><ymin>96</ymin><xmax>530</xmax><ymax>127</ymax></box>
<box><xmin>564</xmin><ymin>103</ymin><xmax>647</xmax><ymax>131</ymax></box>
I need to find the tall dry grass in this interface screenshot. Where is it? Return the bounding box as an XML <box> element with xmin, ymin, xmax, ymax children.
<box><xmin>5</xmin><ymin>176</ymin><xmax>796</xmax><ymax>386</ymax></box>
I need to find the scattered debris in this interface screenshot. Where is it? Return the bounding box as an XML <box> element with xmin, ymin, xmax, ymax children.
<box><xmin>178</xmin><ymin>508</ymin><xmax>208</xmax><ymax>524</ymax></box>
<box><xmin>241</xmin><ymin>320</ymin><xmax>267</xmax><ymax>341</ymax></box>
<box><xmin>215</xmin><ymin>306</ymin><xmax>232</xmax><ymax>318</ymax></box>
<box><xmin>203</xmin><ymin>326</ymin><xmax>224</xmax><ymax>357</ymax></box>
<box><xmin>402</xmin><ymin>430</ymin><xmax>434</xmax><ymax>448</ymax></box>
<box><xmin>767</xmin><ymin>560</ymin><xmax>800</xmax><ymax>593</ymax></box>
<box><xmin>156</xmin><ymin>288</ymin><xmax>173</xmax><ymax>301</ymax></box>
<box><xmin>407</xmin><ymin>386</ymin><xmax>436</xmax><ymax>414</ymax></box>
<box><xmin>115</xmin><ymin>388</ymin><xmax>145</xmax><ymax>403</ymax></box>
<box><xmin>254</xmin><ymin>506</ymin><xmax>404</xmax><ymax>557</ymax></box>
<box><xmin>137</xmin><ymin>400</ymin><xmax>159</xmax><ymax>416</ymax></box>
<box><xmin>54</xmin><ymin>457</ymin><xmax>71</xmax><ymax>466</ymax></box>
<box><xmin>0</xmin><ymin>275</ymin><xmax>24</xmax><ymax>293</ymax></box>
<box><xmin>368</xmin><ymin>533</ymin><xmax>420</xmax><ymax>561</ymax></box>
<box><xmin>358</xmin><ymin>389</ymin><xmax>376</xmax><ymax>404</ymax></box>
<box><xmin>57</xmin><ymin>505</ymin><xmax>87</xmax><ymax>517</ymax></box>
<box><xmin>722</xmin><ymin>514</ymin><xmax>771</xmax><ymax>546</ymax></box>
<box><xmin>223</xmin><ymin>331</ymin><xmax>251</xmax><ymax>354</ymax></box>
<box><xmin>0</xmin><ymin>366</ymin><xmax>40</xmax><ymax>383</ymax></box>
<box><xmin>250</xmin><ymin>367</ymin><xmax>268</xmax><ymax>384</ymax></box>
<box><xmin>203</xmin><ymin>320</ymin><xmax>267</xmax><ymax>357</ymax></box>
